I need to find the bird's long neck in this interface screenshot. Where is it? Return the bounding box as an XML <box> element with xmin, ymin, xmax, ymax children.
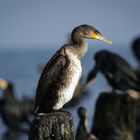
<box><xmin>71</xmin><ymin>34</ymin><xmax>88</xmax><ymax>59</ymax></box>
<box><xmin>80</xmin><ymin>118</ymin><xmax>88</xmax><ymax>133</ymax></box>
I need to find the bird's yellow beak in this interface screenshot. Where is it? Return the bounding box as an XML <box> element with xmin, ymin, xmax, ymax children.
<box><xmin>91</xmin><ymin>33</ymin><xmax>112</xmax><ymax>45</ymax></box>
<box><xmin>0</xmin><ymin>79</ymin><xmax>8</xmax><ymax>90</ymax></box>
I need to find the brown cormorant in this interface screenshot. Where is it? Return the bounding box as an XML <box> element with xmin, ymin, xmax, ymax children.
<box><xmin>76</xmin><ymin>107</ymin><xmax>97</xmax><ymax>140</ymax></box>
<box><xmin>0</xmin><ymin>79</ymin><xmax>34</xmax><ymax>133</ymax></box>
<box><xmin>64</xmin><ymin>76</ymin><xmax>89</xmax><ymax>108</ymax></box>
<box><xmin>86</xmin><ymin>50</ymin><xmax>140</xmax><ymax>92</ymax></box>
<box><xmin>35</xmin><ymin>24</ymin><xmax>111</xmax><ymax>113</ymax></box>
<box><xmin>37</xmin><ymin>64</ymin><xmax>89</xmax><ymax>108</ymax></box>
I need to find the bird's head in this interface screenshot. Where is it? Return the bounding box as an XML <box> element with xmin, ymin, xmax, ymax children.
<box><xmin>72</xmin><ymin>24</ymin><xmax>112</xmax><ymax>45</ymax></box>
<box><xmin>0</xmin><ymin>79</ymin><xmax>8</xmax><ymax>90</ymax></box>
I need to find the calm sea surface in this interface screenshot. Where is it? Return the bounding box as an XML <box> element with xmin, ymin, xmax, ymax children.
<box><xmin>0</xmin><ymin>44</ymin><xmax>137</xmax><ymax>139</ymax></box>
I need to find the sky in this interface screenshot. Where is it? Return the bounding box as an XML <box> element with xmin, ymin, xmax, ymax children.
<box><xmin>0</xmin><ymin>0</ymin><xmax>140</xmax><ymax>48</ymax></box>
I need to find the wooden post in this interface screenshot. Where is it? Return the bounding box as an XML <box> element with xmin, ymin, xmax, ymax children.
<box><xmin>28</xmin><ymin>111</ymin><xmax>75</xmax><ymax>140</ymax></box>
<box><xmin>91</xmin><ymin>92</ymin><xmax>136</xmax><ymax>140</ymax></box>
<box><xmin>135</xmin><ymin>99</ymin><xmax>140</xmax><ymax>139</ymax></box>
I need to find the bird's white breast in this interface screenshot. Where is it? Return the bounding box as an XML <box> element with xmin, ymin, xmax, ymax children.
<box><xmin>53</xmin><ymin>51</ymin><xmax>82</xmax><ymax>110</ymax></box>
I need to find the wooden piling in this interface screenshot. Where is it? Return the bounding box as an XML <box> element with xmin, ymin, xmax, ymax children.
<box><xmin>28</xmin><ymin>111</ymin><xmax>75</xmax><ymax>140</ymax></box>
<box><xmin>91</xmin><ymin>92</ymin><xmax>136</xmax><ymax>140</ymax></box>
<box><xmin>135</xmin><ymin>99</ymin><xmax>140</xmax><ymax>139</ymax></box>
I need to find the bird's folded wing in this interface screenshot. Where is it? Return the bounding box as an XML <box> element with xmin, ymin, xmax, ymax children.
<box><xmin>35</xmin><ymin>50</ymin><xmax>70</xmax><ymax>111</ymax></box>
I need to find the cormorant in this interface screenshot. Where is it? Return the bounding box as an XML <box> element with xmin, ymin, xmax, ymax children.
<box><xmin>131</xmin><ymin>37</ymin><xmax>140</xmax><ymax>84</ymax></box>
<box><xmin>0</xmin><ymin>79</ymin><xmax>34</xmax><ymax>133</ymax></box>
<box><xmin>131</xmin><ymin>36</ymin><xmax>140</xmax><ymax>63</ymax></box>
<box><xmin>76</xmin><ymin>107</ymin><xmax>97</xmax><ymax>140</ymax></box>
<box><xmin>37</xmin><ymin>64</ymin><xmax>89</xmax><ymax>108</ymax></box>
<box><xmin>35</xmin><ymin>24</ymin><xmax>111</xmax><ymax>113</ymax></box>
<box><xmin>86</xmin><ymin>50</ymin><xmax>140</xmax><ymax>92</ymax></box>
<box><xmin>64</xmin><ymin>76</ymin><xmax>89</xmax><ymax>108</ymax></box>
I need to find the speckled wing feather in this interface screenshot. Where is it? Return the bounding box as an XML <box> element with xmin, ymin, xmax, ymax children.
<box><xmin>35</xmin><ymin>48</ymin><xmax>70</xmax><ymax>113</ymax></box>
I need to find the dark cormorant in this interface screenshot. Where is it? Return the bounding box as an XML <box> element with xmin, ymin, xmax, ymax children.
<box><xmin>35</xmin><ymin>24</ymin><xmax>111</xmax><ymax>113</ymax></box>
<box><xmin>86</xmin><ymin>50</ymin><xmax>140</xmax><ymax>92</ymax></box>
<box><xmin>131</xmin><ymin>37</ymin><xmax>140</xmax><ymax>63</ymax></box>
<box><xmin>76</xmin><ymin>107</ymin><xmax>97</xmax><ymax>140</ymax></box>
<box><xmin>0</xmin><ymin>79</ymin><xmax>34</xmax><ymax>133</ymax></box>
<box><xmin>131</xmin><ymin>37</ymin><xmax>140</xmax><ymax>84</ymax></box>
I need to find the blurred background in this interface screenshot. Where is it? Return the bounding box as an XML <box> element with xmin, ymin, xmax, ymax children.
<box><xmin>0</xmin><ymin>0</ymin><xmax>140</xmax><ymax>139</ymax></box>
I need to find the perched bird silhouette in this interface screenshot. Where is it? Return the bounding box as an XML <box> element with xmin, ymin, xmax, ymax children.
<box><xmin>35</xmin><ymin>24</ymin><xmax>111</xmax><ymax>113</ymax></box>
<box><xmin>131</xmin><ymin>37</ymin><xmax>140</xmax><ymax>83</ymax></box>
<box><xmin>131</xmin><ymin>36</ymin><xmax>140</xmax><ymax>63</ymax></box>
<box><xmin>86</xmin><ymin>50</ymin><xmax>140</xmax><ymax>93</ymax></box>
<box><xmin>76</xmin><ymin>107</ymin><xmax>98</xmax><ymax>140</ymax></box>
<box><xmin>0</xmin><ymin>79</ymin><xmax>34</xmax><ymax>133</ymax></box>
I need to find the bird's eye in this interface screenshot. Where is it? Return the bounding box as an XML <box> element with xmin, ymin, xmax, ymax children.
<box><xmin>95</xmin><ymin>31</ymin><xmax>101</xmax><ymax>35</ymax></box>
<box><xmin>84</xmin><ymin>32</ymin><xmax>89</xmax><ymax>37</ymax></box>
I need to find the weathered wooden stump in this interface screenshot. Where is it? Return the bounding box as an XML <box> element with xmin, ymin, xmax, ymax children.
<box><xmin>28</xmin><ymin>111</ymin><xmax>75</xmax><ymax>140</ymax></box>
<box><xmin>134</xmin><ymin>99</ymin><xmax>140</xmax><ymax>140</ymax></box>
<box><xmin>91</xmin><ymin>92</ymin><xmax>136</xmax><ymax>140</ymax></box>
